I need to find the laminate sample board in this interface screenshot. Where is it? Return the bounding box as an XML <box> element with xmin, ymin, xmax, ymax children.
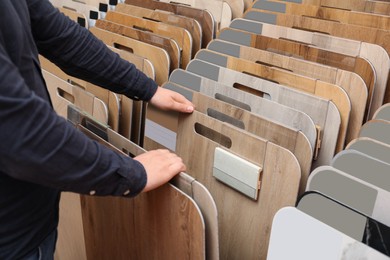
<box><xmin>176</xmin><ymin>110</ymin><xmax>301</xmax><ymax>259</ymax></box>
<box><xmin>226</xmin><ymin>0</ymin><xmax>245</xmax><ymax>18</ymax></box>
<box><xmin>374</xmin><ymin>103</ymin><xmax>390</xmax><ymax>121</ymax></box>
<box><xmin>267</xmin><ymin>207</ymin><xmax>390</xmax><ymax>260</ymax></box>
<box><xmin>89</xmin><ymin>27</ymin><xmax>169</xmax><ymax>86</ymax></box>
<box><xmin>284</xmin><ymin>0</ymin><xmax>390</xmax><ymax>16</ymax></box>
<box><xmin>104</xmin><ymin>11</ymin><xmax>191</xmax><ymax>69</ymax></box>
<box><xmin>332</xmin><ymin>150</ymin><xmax>390</xmax><ymax>194</ymax></box>
<box><xmin>66</xmin><ymin>106</ymin><xmax>210</xmax><ymax>260</ymax></box>
<box><xmin>165</xmin><ymin>82</ymin><xmax>312</xmax><ymax>194</ymax></box>
<box><xmin>307</xmin><ymin>166</ymin><xmax>390</xmax><ymax>227</ymax></box>
<box><xmin>50</xmin><ymin>0</ymin><xmax>100</xmax><ymax>27</ymax></box>
<box><xmin>197</xmin><ymin>44</ymin><xmax>352</xmax><ymax>152</ymax></box>
<box><xmin>95</xmin><ymin>19</ymin><xmax>180</xmax><ymax>71</ymax></box>
<box><xmin>124</xmin><ymin>0</ymin><xmax>214</xmax><ymax>47</ymax></box>
<box><xmin>297</xmin><ymin>191</ymin><xmax>390</xmax><ymax>257</ymax></box>
<box><xmin>157</xmin><ymin>0</ymin><xmax>233</xmax><ymax>30</ymax></box>
<box><xmin>216</xmin><ymin>29</ymin><xmax>370</xmax><ymax>137</ymax></box>
<box><xmin>58</xmin><ymin>7</ymin><xmax>88</xmax><ymax>28</ymax></box>
<box><xmin>42</xmin><ymin>70</ymin><xmax>108</xmax><ymax>124</ymax></box>
<box><xmin>251</xmin><ymin>0</ymin><xmax>390</xmax><ymax>30</ymax></box>
<box><xmin>346</xmin><ymin>137</ymin><xmax>390</xmax><ymax>164</ymax></box>
<box><xmin>168</xmin><ymin>69</ymin><xmax>317</xmax><ymax>157</ymax></box>
<box><xmin>114</xmin><ymin>3</ymin><xmax>202</xmax><ymax>57</ymax></box>
<box><xmin>43</xmin><ymin>70</ymin><xmax>108</xmax><ymax>260</ymax></box>
<box><xmin>196</xmin><ymin>50</ymin><xmax>340</xmax><ymax>166</ymax></box>
<box><xmin>39</xmin><ymin>56</ymin><xmax>119</xmax><ymax>131</ymax></box>
<box><xmin>235</xmin><ymin>16</ymin><xmax>390</xmax><ymax>118</ymax></box>
<box><xmin>39</xmin><ymin>47</ymin><xmax>155</xmax><ymax>144</ymax></box>
<box><xmin>359</xmin><ymin>119</ymin><xmax>390</xmax><ymax>145</ymax></box>
<box><xmin>106</xmin><ymin>46</ymin><xmax>155</xmax><ymax>144</ymax></box>
<box><xmin>242</xmin><ymin>9</ymin><xmax>390</xmax><ymax>54</ymax></box>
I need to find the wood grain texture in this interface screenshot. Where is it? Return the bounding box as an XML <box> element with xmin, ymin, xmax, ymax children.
<box><xmin>196</xmin><ymin>67</ymin><xmax>341</xmax><ymax>169</ymax></box>
<box><xmin>165</xmin><ymin>81</ymin><xmax>311</xmax><ymax>194</ymax></box>
<box><xmin>114</xmin><ymin>3</ymin><xmax>202</xmax><ymax>57</ymax></box>
<box><xmin>299</xmin><ymin>0</ymin><xmax>390</xmax><ymax>15</ymax></box>
<box><xmin>193</xmin><ymin>51</ymin><xmax>341</xmax><ymax>166</ymax></box>
<box><xmin>42</xmin><ymin>70</ymin><xmax>108</xmax><ymax>260</ymax></box>
<box><xmin>176</xmin><ymin>111</ymin><xmax>301</xmax><ymax>260</ymax></box>
<box><xmin>106</xmin><ymin>46</ymin><xmax>155</xmax><ymax>143</ymax></box>
<box><xmin>218</xmin><ymin>27</ymin><xmax>370</xmax><ymax>140</ymax></box>
<box><xmin>157</xmin><ymin>0</ymin><xmax>232</xmax><ymax>30</ymax></box>
<box><xmin>72</xmin><ymin>124</ymin><xmax>206</xmax><ymax>260</ymax></box>
<box><xmin>188</xmin><ymin>86</ymin><xmax>312</xmax><ymax>195</ymax></box>
<box><xmin>81</xmin><ymin>185</ymin><xmax>205</xmax><ymax>260</ymax></box>
<box><xmin>226</xmin><ymin>0</ymin><xmax>245</xmax><ymax>18</ymax></box>
<box><xmin>105</xmin><ymin>11</ymin><xmax>192</xmax><ymax>68</ymax></box>
<box><xmin>124</xmin><ymin>0</ymin><xmax>215</xmax><ymax>47</ymax></box>
<box><xmin>89</xmin><ymin>26</ymin><xmax>169</xmax><ymax>85</ymax></box>
<box><xmin>242</xmin><ymin>10</ymin><xmax>390</xmax><ymax>115</ymax></box>
<box><xmin>50</xmin><ymin>0</ymin><xmax>101</xmax><ymax>25</ymax></box>
<box><xmin>219</xmin><ymin>26</ymin><xmax>374</xmax><ymax>118</ymax></box>
<box><xmin>202</xmin><ymin>43</ymin><xmax>352</xmax><ymax>152</ymax></box>
<box><xmin>238</xmin><ymin>20</ymin><xmax>390</xmax><ymax>120</ymax></box>
<box><xmin>58</xmin><ymin>7</ymin><xmax>88</xmax><ymax>28</ymax></box>
<box><xmin>169</xmin><ymin>69</ymin><xmax>318</xmax><ymax>160</ymax></box>
<box><xmin>95</xmin><ymin>19</ymin><xmax>181</xmax><ymax>71</ymax></box>
<box><xmin>171</xmin><ymin>174</ymin><xmax>220</xmax><ymax>260</ymax></box>
<box><xmin>251</xmin><ymin>0</ymin><xmax>390</xmax><ymax>30</ymax></box>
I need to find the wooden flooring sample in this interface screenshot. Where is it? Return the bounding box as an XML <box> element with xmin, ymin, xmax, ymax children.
<box><xmin>114</xmin><ymin>3</ymin><xmax>202</xmax><ymax>57</ymax></box>
<box><xmin>176</xmin><ymin>110</ymin><xmax>301</xmax><ymax>260</ymax></box>
<box><xmin>67</xmin><ymin>107</ymin><xmax>207</xmax><ymax>260</ymax></box>
<box><xmin>124</xmin><ymin>0</ymin><xmax>215</xmax><ymax>47</ymax></box>
<box><xmin>192</xmin><ymin>51</ymin><xmax>341</xmax><ymax>167</ymax></box>
<box><xmin>165</xmin><ymin>81</ymin><xmax>312</xmax><ymax>194</ymax></box>
<box><xmin>104</xmin><ymin>11</ymin><xmax>192</xmax><ymax>68</ymax></box>
<box><xmin>89</xmin><ymin>26</ymin><xmax>170</xmax><ymax>85</ymax></box>
<box><xmin>237</xmin><ymin>16</ymin><xmax>390</xmax><ymax>119</ymax></box>
<box><xmin>293</xmin><ymin>0</ymin><xmax>390</xmax><ymax>16</ymax></box>
<box><xmin>192</xmin><ymin>48</ymin><xmax>351</xmax><ymax>153</ymax></box>
<box><xmin>169</xmin><ymin>69</ymin><xmax>318</xmax><ymax>159</ymax></box>
<box><xmin>216</xmin><ymin>27</ymin><xmax>369</xmax><ymax>137</ymax></box>
<box><xmin>95</xmin><ymin>19</ymin><xmax>181</xmax><ymax>71</ymax></box>
<box><xmin>251</xmin><ymin>0</ymin><xmax>390</xmax><ymax>30</ymax></box>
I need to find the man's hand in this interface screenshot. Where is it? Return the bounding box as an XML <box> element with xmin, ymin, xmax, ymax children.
<box><xmin>149</xmin><ymin>87</ymin><xmax>194</xmax><ymax>113</ymax></box>
<box><xmin>134</xmin><ymin>149</ymin><xmax>186</xmax><ymax>192</ymax></box>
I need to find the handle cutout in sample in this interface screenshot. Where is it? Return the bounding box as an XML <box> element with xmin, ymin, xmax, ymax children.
<box><xmin>58</xmin><ymin>88</ymin><xmax>75</xmax><ymax>103</ymax></box>
<box><xmin>113</xmin><ymin>43</ymin><xmax>134</xmax><ymax>53</ymax></box>
<box><xmin>213</xmin><ymin>147</ymin><xmax>262</xmax><ymax>200</ymax></box>
<box><xmin>206</xmin><ymin>108</ymin><xmax>245</xmax><ymax>129</ymax></box>
<box><xmin>233</xmin><ymin>82</ymin><xmax>271</xmax><ymax>99</ymax></box>
<box><xmin>194</xmin><ymin>123</ymin><xmax>232</xmax><ymax>148</ymax></box>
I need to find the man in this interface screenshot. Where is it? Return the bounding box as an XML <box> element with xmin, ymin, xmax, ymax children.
<box><xmin>0</xmin><ymin>0</ymin><xmax>194</xmax><ymax>259</ymax></box>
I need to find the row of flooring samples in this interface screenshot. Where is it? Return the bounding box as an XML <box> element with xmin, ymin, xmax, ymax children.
<box><xmin>38</xmin><ymin>0</ymin><xmax>390</xmax><ymax>259</ymax></box>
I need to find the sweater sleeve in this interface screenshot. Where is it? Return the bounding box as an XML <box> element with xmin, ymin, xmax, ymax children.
<box><xmin>0</xmin><ymin>40</ymin><xmax>147</xmax><ymax>197</ymax></box>
<box><xmin>28</xmin><ymin>0</ymin><xmax>158</xmax><ymax>101</ymax></box>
